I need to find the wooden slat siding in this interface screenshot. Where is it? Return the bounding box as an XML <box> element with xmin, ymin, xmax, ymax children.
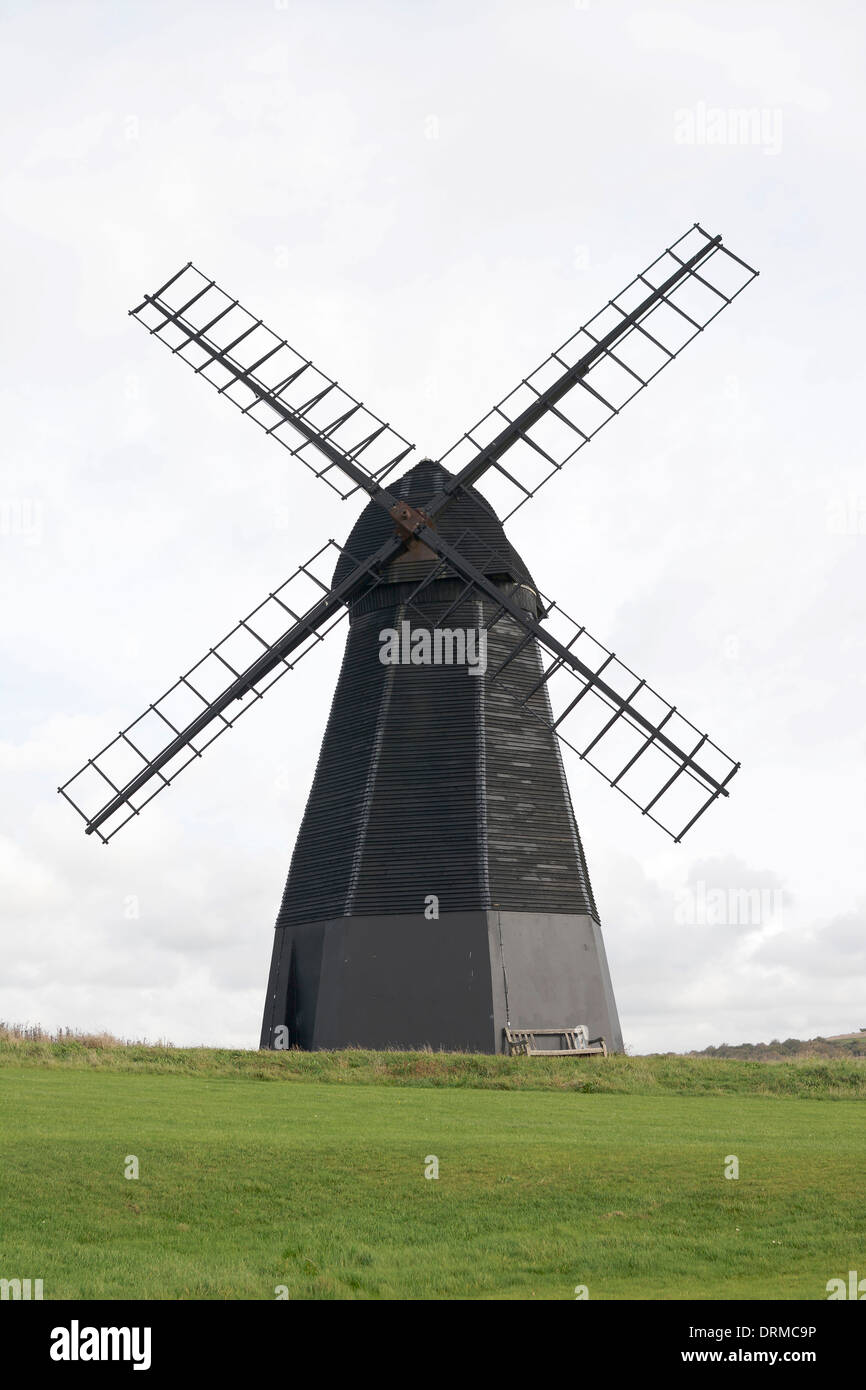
<box><xmin>274</xmin><ymin>459</ymin><xmax>599</xmax><ymax>929</ymax></box>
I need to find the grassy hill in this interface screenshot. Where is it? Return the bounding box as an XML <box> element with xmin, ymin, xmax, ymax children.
<box><xmin>1</xmin><ymin>1028</ymin><xmax>864</xmax><ymax>1299</ymax></box>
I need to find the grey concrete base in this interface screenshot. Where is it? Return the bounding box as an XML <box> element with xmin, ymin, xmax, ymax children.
<box><xmin>260</xmin><ymin>910</ymin><xmax>623</xmax><ymax>1054</ymax></box>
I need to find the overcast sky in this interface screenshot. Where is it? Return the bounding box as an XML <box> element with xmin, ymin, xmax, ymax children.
<box><xmin>1</xmin><ymin>0</ymin><xmax>864</xmax><ymax>1052</ymax></box>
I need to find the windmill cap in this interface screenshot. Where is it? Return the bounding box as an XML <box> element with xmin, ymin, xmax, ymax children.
<box><xmin>332</xmin><ymin>457</ymin><xmax>538</xmax><ymax>596</ymax></box>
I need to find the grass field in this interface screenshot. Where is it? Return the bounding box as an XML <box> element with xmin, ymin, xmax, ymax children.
<box><xmin>1</xmin><ymin>1044</ymin><xmax>864</xmax><ymax>1300</ymax></box>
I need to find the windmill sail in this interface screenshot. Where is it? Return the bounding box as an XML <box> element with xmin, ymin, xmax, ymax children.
<box><xmin>402</xmin><ymin>517</ymin><xmax>738</xmax><ymax>842</ymax></box>
<box><xmin>129</xmin><ymin>262</ymin><xmax>416</xmax><ymax>499</ymax></box>
<box><xmin>484</xmin><ymin>592</ymin><xmax>739</xmax><ymax>842</ymax></box>
<box><xmin>430</xmin><ymin>224</ymin><xmax>758</xmax><ymax>520</ymax></box>
<box><xmin>59</xmin><ymin>538</ymin><xmax>397</xmax><ymax>841</ymax></box>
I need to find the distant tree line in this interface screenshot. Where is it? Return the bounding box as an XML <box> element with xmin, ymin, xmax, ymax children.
<box><xmin>693</xmin><ymin>1035</ymin><xmax>866</xmax><ymax>1060</ymax></box>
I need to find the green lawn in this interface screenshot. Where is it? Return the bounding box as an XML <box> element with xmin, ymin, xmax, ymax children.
<box><xmin>1</xmin><ymin>1061</ymin><xmax>864</xmax><ymax>1299</ymax></box>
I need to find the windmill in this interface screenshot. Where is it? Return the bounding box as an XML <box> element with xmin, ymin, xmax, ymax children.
<box><xmin>60</xmin><ymin>224</ymin><xmax>758</xmax><ymax>1054</ymax></box>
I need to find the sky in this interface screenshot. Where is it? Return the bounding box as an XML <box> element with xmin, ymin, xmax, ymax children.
<box><xmin>1</xmin><ymin>0</ymin><xmax>864</xmax><ymax>1053</ymax></box>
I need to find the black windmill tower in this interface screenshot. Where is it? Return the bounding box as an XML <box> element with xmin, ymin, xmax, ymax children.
<box><xmin>61</xmin><ymin>225</ymin><xmax>758</xmax><ymax>1053</ymax></box>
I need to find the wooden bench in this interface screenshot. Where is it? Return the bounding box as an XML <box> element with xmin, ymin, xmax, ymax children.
<box><xmin>504</xmin><ymin>1027</ymin><xmax>608</xmax><ymax>1058</ymax></box>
